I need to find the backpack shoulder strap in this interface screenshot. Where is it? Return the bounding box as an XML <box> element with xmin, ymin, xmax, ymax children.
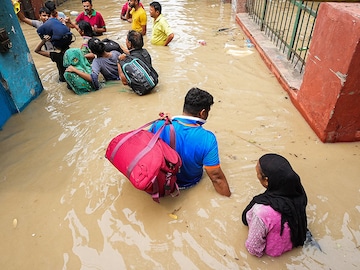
<box><xmin>167</xmin><ymin>119</ymin><xmax>176</xmax><ymax>149</ymax></box>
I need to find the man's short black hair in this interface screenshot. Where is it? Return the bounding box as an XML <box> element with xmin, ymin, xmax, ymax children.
<box><xmin>183</xmin><ymin>87</ymin><xmax>214</xmax><ymax>116</ymax></box>
<box><xmin>39</xmin><ymin>7</ymin><xmax>51</xmax><ymax>15</ymax></box>
<box><xmin>150</xmin><ymin>1</ymin><xmax>162</xmax><ymax>14</ymax></box>
<box><xmin>44</xmin><ymin>1</ymin><xmax>56</xmax><ymax>12</ymax></box>
<box><xmin>127</xmin><ymin>30</ymin><xmax>144</xmax><ymax>50</ymax></box>
<box><xmin>82</xmin><ymin>0</ymin><xmax>92</xmax><ymax>4</ymax></box>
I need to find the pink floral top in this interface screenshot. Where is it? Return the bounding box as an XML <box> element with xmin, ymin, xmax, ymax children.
<box><xmin>245</xmin><ymin>203</ymin><xmax>293</xmax><ymax>257</ymax></box>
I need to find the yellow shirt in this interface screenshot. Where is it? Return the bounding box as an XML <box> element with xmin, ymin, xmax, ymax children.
<box><xmin>130</xmin><ymin>7</ymin><xmax>147</xmax><ymax>33</ymax></box>
<box><xmin>151</xmin><ymin>14</ymin><xmax>173</xmax><ymax>45</ymax></box>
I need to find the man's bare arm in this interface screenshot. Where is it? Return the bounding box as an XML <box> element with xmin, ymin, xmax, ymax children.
<box><xmin>205</xmin><ymin>166</ymin><xmax>231</xmax><ymax>197</ymax></box>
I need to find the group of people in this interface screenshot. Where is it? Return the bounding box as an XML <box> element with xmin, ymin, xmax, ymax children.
<box><xmin>120</xmin><ymin>0</ymin><xmax>174</xmax><ymax>46</ymax></box>
<box><xmin>18</xmin><ymin>0</ymin><xmax>310</xmax><ymax>259</ymax></box>
<box><xmin>151</xmin><ymin>87</ymin><xmax>309</xmax><ymax>258</ymax></box>
<box><xmin>18</xmin><ymin>0</ymin><xmax>173</xmax><ymax>94</ymax></box>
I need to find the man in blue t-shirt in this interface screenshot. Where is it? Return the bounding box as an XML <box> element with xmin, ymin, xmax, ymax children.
<box><xmin>151</xmin><ymin>87</ymin><xmax>231</xmax><ymax>197</ymax></box>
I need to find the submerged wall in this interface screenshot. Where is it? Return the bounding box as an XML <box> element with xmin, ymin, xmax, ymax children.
<box><xmin>297</xmin><ymin>3</ymin><xmax>360</xmax><ymax>142</ymax></box>
<box><xmin>232</xmin><ymin>0</ymin><xmax>246</xmax><ymax>13</ymax></box>
<box><xmin>0</xmin><ymin>0</ymin><xmax>43</xmax><ymax>128</ymax></box>
<box><xmin>235</xmin><ymin>1</ymin><xmax>360</xmax><ymax>142</ymax></box>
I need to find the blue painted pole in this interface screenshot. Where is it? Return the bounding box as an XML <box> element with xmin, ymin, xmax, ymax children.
<box><xmin>0</xmin><ymin>0</ymin><xmax>43</xmax><ymax>127</ymax></box>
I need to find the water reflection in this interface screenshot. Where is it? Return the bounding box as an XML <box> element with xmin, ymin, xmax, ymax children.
<box><xmin>65</xmin><ymin>208</ymin><xmax>127</xmax><ymax>269</ymax></box>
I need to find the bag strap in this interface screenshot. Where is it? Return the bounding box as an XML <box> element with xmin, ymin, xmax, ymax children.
<box><xmin>151</xmin><ymin>176</ymin><xmax>160</xmax><ymax>203</ymax></box>
<box><xmin>169</xmin><ymin>121</ymin><xmax>176</xmax><ymax>149</ymax></box>
<box><xmin>110</xmin><ymin>117</ymin><xmax>176</xmax><ymax>203</ymax></box>
<box><xmin>109</xmin><ymin>120</ymin><xmax>157</xmax><ymax>162</ymax></box>
<box><xmin>170</xmin><ymin>183</ymin><xmax>180</xmax><ymax>197</ymax></box>
<box><xmin>127</xmin><ymin>118</ymin><xmax>176</xmax><ymax>203</ymax></box>
<box><xmin>164</xmin><ymin>119</ymin><xmax>179</xmax><ymax>198</ymax></box>
<box><xmin>126</xmin><ymin>119</ymin><xmax>168</xmax><ymax>177</ymax></box>
<box><xmin>121</xmin><ymin>53</ymin><xmax>158</xmax><ymax>77</ymax></box>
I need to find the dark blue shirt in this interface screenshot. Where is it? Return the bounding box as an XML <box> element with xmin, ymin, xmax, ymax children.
<box><xmin>37</xmin><ymin>18</ymin><xmax>72</xmax><ymax>50</ymax></box>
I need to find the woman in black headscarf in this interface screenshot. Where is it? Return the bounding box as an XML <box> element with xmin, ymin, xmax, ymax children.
<box><xmin>242</xmin><ymin>153</ymin><xmax>308</xmax><ymax>257</ymax></box>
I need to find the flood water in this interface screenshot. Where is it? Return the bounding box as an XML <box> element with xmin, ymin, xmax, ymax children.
<box><xmin>1</xmin><ymin>0</ymin><xmax>360</xmax><ymax>269</ymax></box>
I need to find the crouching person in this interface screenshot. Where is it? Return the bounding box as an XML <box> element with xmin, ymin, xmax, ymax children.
<box><xmin>242</xmin><ymin>154</ymin><xmax>308</xmax><ymax>257</ymax></box>
<box><xmin>117</xmin><ymin>30</ymin><xmax>158</xmax><ymax>95</ymax></box>
<box><xmin>150</xmin><ymin>87</ymin><xmax>231</xmax><ymax>197</ymax></box>
<box><xmin>65</xmin><ymin>37</ymin><xmax>121</xmax><ymax>90</ymax></box>
<box><xmin>63</xmin><ymin>48</ymin><xmax>96</xmax><ymax>94</ymax></box>
<box><xmin>35</xmin><ymin>17</ymin><xmax>73</xmax><ymax>82</ymax></box>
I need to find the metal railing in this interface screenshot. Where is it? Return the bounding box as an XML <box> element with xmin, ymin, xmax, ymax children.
<box><xmin>246</xmin><ymin>0</ymin><xmax>320</xmax><ymax>73</ymax></box>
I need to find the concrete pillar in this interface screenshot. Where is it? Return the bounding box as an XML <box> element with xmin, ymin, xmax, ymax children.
<box><xmin>232</xmin><ymin>0</ymin><xmax>247</xmax><ymax>13</ymax></box>
<box><xmin>298</xmin><ymin>3</ymin><xmax>360</xmax><ymax>142</ymax></box>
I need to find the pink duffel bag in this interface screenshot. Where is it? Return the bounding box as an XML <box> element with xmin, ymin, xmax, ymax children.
<box><xmin>105</xmin><ymin>118</ymin><xmax>181</xmax><ymax>203</ymax></box>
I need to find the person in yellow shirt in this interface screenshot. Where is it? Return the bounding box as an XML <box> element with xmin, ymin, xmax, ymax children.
<box><xmin>125</xmin><ymin>0</ymin><xmax>147</xmax><ymax>36</ymax></box>
<box><xmin>149</xmin><ymin>1</ymin><xmax>174</xmax><ymax>46</ymax></box>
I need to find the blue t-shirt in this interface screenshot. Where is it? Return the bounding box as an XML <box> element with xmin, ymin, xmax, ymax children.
<box><xmin>151</xmin><ymin>116</ymin><xmax>220</xmax><ymax>188</ymax></box>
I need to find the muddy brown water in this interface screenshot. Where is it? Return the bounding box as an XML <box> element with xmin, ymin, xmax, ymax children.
<box><xmin>1</xmin><ymin>0</ymin><xmax>360</xmax><ymax>269</ymax></box>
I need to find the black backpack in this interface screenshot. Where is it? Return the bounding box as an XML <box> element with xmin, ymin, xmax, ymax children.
<box><xmin>120</xmin><ymin>55</ymin><xmax>159</xmax><ymax>96</ymax></box>
<box><xmin>102</xmin><ymin>38</ymin><xmax>123</xmax><ymax>53</ymax></box>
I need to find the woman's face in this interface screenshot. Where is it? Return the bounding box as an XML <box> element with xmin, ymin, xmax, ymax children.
<box><xmin>256</xmin><ymin>161</ymin><xmax>268</xmax><ymax>189</ymax></box>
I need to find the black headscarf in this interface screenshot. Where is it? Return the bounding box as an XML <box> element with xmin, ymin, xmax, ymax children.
<box><xmin>242</xmin><ymin>154</ymin><xmax>308</xmax><ymax>247</ymax></box>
